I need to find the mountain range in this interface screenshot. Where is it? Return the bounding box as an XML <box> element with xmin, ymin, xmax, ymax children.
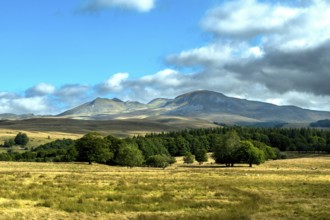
<box><xmin>0</xmin><ymin>90</ymin><xmax>329</xmax><ymax>135</ymax></box>
<box><xmin>57</xmin><ymin>90</ymin><xmax>330</xmax><ymax>125</ymax></box>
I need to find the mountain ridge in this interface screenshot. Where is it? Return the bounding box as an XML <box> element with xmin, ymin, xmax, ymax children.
<box><xmin>57</xmin><ymin>90</ymin><xmax>330</xmax><ymax>124</ymax></box>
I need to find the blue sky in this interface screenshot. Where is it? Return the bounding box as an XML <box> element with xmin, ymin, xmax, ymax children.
<box><xmin>1</xmin><ymin>0</ymin><xmax>330</xmax><ymax>114</ymax></box>
<box><xmin>1</xmin><ymin>0</ymin><xmax>212</xmax><ymax>89</ymax></box>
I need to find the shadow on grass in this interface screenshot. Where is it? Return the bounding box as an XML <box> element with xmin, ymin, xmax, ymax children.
<box><xmin>178</xmin><ymin>165</ymin><xmax>252</xmax><ymax>169</ymax></box>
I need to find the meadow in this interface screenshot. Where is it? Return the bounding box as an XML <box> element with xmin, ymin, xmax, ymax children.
<box><xmin>0</xmin><ymin>155</ymin><xmax>329</xmax><ymax>219</ymax></box>
<box><xmin>0</xmin><ymin>129</ymin><xmax>81</xmax><ymax>151</ymax></box>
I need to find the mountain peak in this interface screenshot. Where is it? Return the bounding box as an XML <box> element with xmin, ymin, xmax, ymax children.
<box><xmin>173</xmin><ymin>90</ymin><xmax>228</xmax><ymax>105</ymax></box>
<box><xmin>112</xmin><ymin>98</ymin><xmax>123</xmax><ymax>102</ymax></box>
<box><xmin>176</xmin><ymin>90</ymin><xmax>226</xmax><ymax>98</ymax></box>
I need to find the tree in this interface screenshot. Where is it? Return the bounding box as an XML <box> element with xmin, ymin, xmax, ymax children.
<box><xmin>195</xmin><ymin>148</ymin><xmax>208</xmax><ymax>164</ymax></box>
<box><xmin>212</xmin><ymin>131</ymin><xmax>241</xmax><ymax>167</ymax></box>
<box><xmin>75</xmin><ymin>133</ymin><xmax>113</xmax><ymax>165</ymax></box>
<box><xmin>183</xmin><ymin>152</ymin><xmax>195</xmax><ymax>164</ymax></box>
<box><xmin>268</xmin><ymin>133</ymin><xmax>290</xmax><ymax>151</ymax></box>
<box><xmin>252</xmin><ymin>140</ymin><xmax>278</xmax><ymax>160</ymax></box>
<box><xmin>237</xmin><ymin>141</ymin><xmax>265</xmax><ymax>167</ymax></box>
<box><xmin>14</xmin><ymin>132</ymin><xmax>29</xmax><ymax>146</ymax></box>
<box><xmin>176</xmin><ymin>136</ymin><xmax>190</xmax><ymax>156</ymax></box>
<box><xmin>115</xmin><ymin>144</ymin><xmax>144</xmax><ymax>168</ymax></box>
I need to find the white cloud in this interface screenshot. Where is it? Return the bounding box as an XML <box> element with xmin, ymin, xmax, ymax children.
<box><xmin>26</xmin><ymin>83</ymin><xmax>55</xmax><ymax>97</ymax></box>
<box><xmin>168</xmin><ymin>0</ymin><xmax>330</xmax><ymax>111</ymax></box>
<box><xmin>12</xmin><ymin>97</ymin><xmax>49</xmax><ymax>114</ymax></box>
<box><xmin>82</xmin><ymin>0</ymin><xmax>155</xmax><ymax>12</ymax></box>
<box><xmin>140</xmin><ymin>69</ymin><xmax>182</xmax><ymax>86</ymax></box>
<box><xmin>56</xmin><ymin>84</ymin><xmax>90</xmax><ymax>97</ymax></box>
<box><xmin>168</xmin><ymin>44</ymin><xmax>236</xmax><ymax>67</ymax></box>
<box><xmin>201</xmin><ymin>0</ymin><xmax>303</xmax><ymax>39</ymax></box>
<box><xmin>0</xmin><ymin>96</ymin><xmax>55</xmax><ymax>115</ymax></box>
<box><xmin>98</xmin><ymin>73</ymin><xmax>129</xmax><ymax>93</ymax></box>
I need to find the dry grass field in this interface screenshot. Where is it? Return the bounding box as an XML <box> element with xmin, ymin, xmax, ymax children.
<box><xmin>0</xmin><ymin>118</ymin><xmax>217</xmax><ymax>138</ymax></box>
<box><xmin>0</xmin><ymin>156</ymin><xmax>329</xmax><ymax>219</ymax></box>
<box><xmin>0</xmin><ymin>129</ymin><xmax>82</xmax><ymax>150</ymax></box>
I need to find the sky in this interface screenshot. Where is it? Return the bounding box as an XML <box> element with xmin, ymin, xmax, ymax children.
<box><xmin>1</xmin><ymin>0</ymin><xmax>330</xmax><ymax>115</ymax></box>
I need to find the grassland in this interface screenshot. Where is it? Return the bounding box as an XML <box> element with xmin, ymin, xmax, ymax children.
<box><xmin>0</xmin><ymin>156</ymin><xmax>329</xmax><ymax>219</ymax></box>
<box><xmin>0</xmin><ymin>129</ymin><xmax>82</xmax><ymax>150</ymax></box>
<box><xmin>0</xmin><ymin>118</ymin><xmax>217</xmax><ymax>138</ymax></box>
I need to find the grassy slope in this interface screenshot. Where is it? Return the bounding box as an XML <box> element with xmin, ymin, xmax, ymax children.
<box><xmin>0</xmin><ymin>156</ymin><xmax>329</xmax><ymax>219</ymax></box>
<box><xmin>0</xmin><ymin>129</ymin><xmax>82</xmax><ymax>151</ymax></box>
<box><xmin>0</xmin><ymin>117</ymin><xmax>217</xmax><ymax>138</ymax></box>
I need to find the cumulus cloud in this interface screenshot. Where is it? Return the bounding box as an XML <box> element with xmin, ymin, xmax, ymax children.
<box><xmin>201</xmin><ymin>0</ymin><xmax>303</xmax><ymax>39</ymax></box>
<box><xmin>54</xmin><ymin>84</ymin><xmax>92</xmax><ymax>109</ymax></box>
<box><xmin>25</xmin><ymin>83</ymin><xmax>55</xmax><ymax>97</ymax></box>
<box><xmin>168</xmin><ymin>0</ymin><xmax>330</xmax><ymax>110</ymax></box>
<box><xmin>97</xmin><ymin>72</ymin><xmax>129</xmax><ymax>94</ymax></box>
<box><xmin>0</xmin><ymin>83</ymin><xmax>93</xmax><ymax>115</ymax></box>
<box><xmin>81</xmin><ymin>0</ymin><xmax>155</xmax><ymax>12</ymax></box>
<box><xmin>0</xmin><ymin>96</ymin><xmax>55</xmax><ymax>115</ymax></box>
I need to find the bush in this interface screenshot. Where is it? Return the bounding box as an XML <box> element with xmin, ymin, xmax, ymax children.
<box><xmin>195</xmin><ymin>148</ymin><xmax>208</xmax><ymax>164</ymax></box>
<box><xmin>183</xmin><ymin>152</ymin><xmax>195</xmax><ymax>164</ymax></box>
<box><xmin>145</xmin><ymin>154</ymin><xmax>173</xmax><ymax>168</ymax></box>
<box><xmin>4</xmin><ymin>139</ymin><xmax>15</xmax><ymax>148</ymax></box>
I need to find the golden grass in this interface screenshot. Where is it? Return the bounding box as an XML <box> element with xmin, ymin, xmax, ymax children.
<box><xmin>0</xmin><ymin>156</ymin><xmax>329</xmax><ymax>219</ymax></box>
<box><xmin>0</xmin><ymin>129</ymin><xmax>82</xmax><ymax>149</ymax></box>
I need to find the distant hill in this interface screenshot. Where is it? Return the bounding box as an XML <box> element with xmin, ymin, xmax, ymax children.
<box><xmin>0</xmin><ymin>113</ymin><xmax>35</xmax><ymax>120</ymax></box>
<box><xmin>58</xmin><ymin>97</ymin><xmax>146</xmax><ymax>117</ymax></box>
<box><xmin>310</xmin><ymin>119</ymin><xmax>330</xmax><ymax>128</ymax></box>
<box><xmin>57</xmin><ymin>90</ymin><xmax>330</xmax><ymax>124</ymax></box>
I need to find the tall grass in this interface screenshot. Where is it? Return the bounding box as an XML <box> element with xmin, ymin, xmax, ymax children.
<box><xmin>0</xmin><ymin>156</ymin><xmax>329</xmax><ymax>219</ymax></box>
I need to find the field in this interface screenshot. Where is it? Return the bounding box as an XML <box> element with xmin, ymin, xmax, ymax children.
<box><xmin>0</xmin><ymin>156</ymin><xmax>329</xmax><ymax>219</ymax></box>
<box><xmin>0</xmin><ymin>129</ymin><xmax>82</xmax><ymax>150</ymax></box>
<box><xmin>0</xmin><ymin>118</ymin><xmax>217</xmax><ymax>138</ymax></box>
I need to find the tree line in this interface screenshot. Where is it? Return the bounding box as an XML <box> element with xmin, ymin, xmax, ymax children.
<box><xmin>0</xmin><ymin>127</ymin><xmax>329</xmax><ymax>167</ymax></box>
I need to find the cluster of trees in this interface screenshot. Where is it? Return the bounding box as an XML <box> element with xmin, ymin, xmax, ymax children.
<box><xmin>0</xmin><ymin>133</ymin><xmax>176</xmax><ymax>168</ymax></box>
<box><xmin>0</xmin><ymin>126</ymin><xmax>329</xmax><ymax>167</ymax></box>
<box><xmin>1</xmin><ymin>132</ymin><xmax>29</xmax><ymax>148</ymax></box>
<box><xmin>213</xmin><ymin>131</ymin><xmax>279</xmax><ymax>167</ymax></box>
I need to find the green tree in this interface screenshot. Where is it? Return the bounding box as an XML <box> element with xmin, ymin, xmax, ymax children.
<box><xmin>237</xmin><ymin>141</ymin><xmax>265</xmax><ymax>167</ymax></box>
<box><xmin>183</xmin><ymin>152</ymin><xmax>195</xmax><ymax>164</ymax></box>
<box><xmin>14</xmin><ymin>132</ymin><xmax>29</xmax><ymax>146</ymax></box>
<box><xmin>212</xmin><ymin>131</ymin><xmax>241</xmax><ymax>167</ymax></box>
<box><xmin>75</xmin><ymin>133</ymin><xmax>113</xmax><ymax>165</ymax></box>
<box><xmin>176</xmin><ymin>136</ymin><xmax>189</xmax><ymax>156</ymax></box>
<box><xmin>252</xmin><ymin>140</ymin><xmax>278</xmax><ymax>160</ymax></box>
<box><xmin>115</xmin><ymin>144</ymin><xmax>144</xmax><ymax>168</ymax></box>
<box><xmin>195</xmin><ymin>148</ymin><xmax>208</xmax><ymax>164</ymax></box>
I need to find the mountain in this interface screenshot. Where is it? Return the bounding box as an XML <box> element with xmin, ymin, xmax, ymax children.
<box><xmin>162</xmin><ymin>90</ymin><xmax>330</xmax><ymax>123</ymax></box>
<box><xmin>58</xmin><ymin>97</ymin><xmax>146</xmax><ymax>118</ymax></box>
<box><xmin>58</xmin><ymin>90</ymin><xmax>330</xmax><ymax>124</ymax></box>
